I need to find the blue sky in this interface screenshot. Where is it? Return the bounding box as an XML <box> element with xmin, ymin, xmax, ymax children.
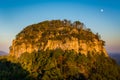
<box><xmin>0</xmin><ymin>0</ymin><xmax>120</xmax><ymax>53</ymax></box>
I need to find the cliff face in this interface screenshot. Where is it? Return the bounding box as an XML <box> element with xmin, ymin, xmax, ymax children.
<box><xmin>9</xmin><ymin>20</ymin><xmax>108</xmax><ymax>57</ymax></box>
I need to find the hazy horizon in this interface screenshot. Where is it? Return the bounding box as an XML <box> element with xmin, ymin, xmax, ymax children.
<box><xmin>0</xmin><ymin>0</ymin><xmax>120</xmax><ymax>53</ymax></box>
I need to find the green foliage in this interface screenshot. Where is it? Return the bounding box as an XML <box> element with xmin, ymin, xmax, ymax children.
<box><xmin>88</xmin><ymin>53</ymin><xmax>120</xmax><ymax>80</ymax></box>
<box><xmin>1</xmin><ymin>49</ymin><xmax>119</xmax><ymax>79</ymax></box>
<box><xmin>1</xmin><ymin>47</ymin><xmax>120</xmax><ymax>80</ymax></box>
<box><xmin>0</xmin><ymin>58</ymin><xmax>32</xmax><ymax>80</ymax></box>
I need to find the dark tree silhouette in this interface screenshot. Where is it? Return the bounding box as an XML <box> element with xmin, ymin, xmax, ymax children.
<box><xmin>0</xmin><ymin>59</ymin><xmax>32</xmax><ymax>80</ymax></box>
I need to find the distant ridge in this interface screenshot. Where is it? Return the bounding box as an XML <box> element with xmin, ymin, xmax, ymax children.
<box><xmin>109</xmin><ymin>53</ymin><xmax>120</xmax><ymax>65</ymax></box>
<box><xmin>0</xmin><ymin>51</ymin><xmax>8</xmax><ymax>55</ymax></box>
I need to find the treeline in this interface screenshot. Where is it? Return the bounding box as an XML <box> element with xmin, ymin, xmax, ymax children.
<box><xmin>0</xmin><ymin>49</ymin><xmax>120</xmax><ymax>80</ymax></box>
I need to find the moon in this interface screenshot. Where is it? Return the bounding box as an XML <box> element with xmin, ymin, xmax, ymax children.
<box><xmin>100</xmin><ymin>9</ymin><xmax>104</xmax><ymax>12</ymax></box>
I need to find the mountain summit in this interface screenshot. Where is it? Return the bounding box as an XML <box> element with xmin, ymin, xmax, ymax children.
<box><xmin>9</xmin><ymin>20</ymin><xmax>108</xmax><ymax>57</ymax></box>
<box><xmin>1</xmin><ymin>20</ymin><xmax>119</xmax><ymax>80</ymax></box>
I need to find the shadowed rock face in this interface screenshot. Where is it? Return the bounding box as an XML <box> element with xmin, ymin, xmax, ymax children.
<box><xmin>9</xmin><ymin>20</ymin><xmax>108</xmax><ymax>57</ymax></box>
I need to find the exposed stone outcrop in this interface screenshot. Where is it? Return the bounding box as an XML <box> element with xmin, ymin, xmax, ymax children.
<box><xmin>10</xmin><ymin>38</ymin><xmax>108</xmax><ymax>57</ymax></box>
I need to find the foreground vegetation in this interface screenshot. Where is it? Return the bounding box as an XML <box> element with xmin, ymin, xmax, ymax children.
<box><xmin>0</xmin><ymin>49</ymin><xmax>120</xmax><ymax>80</ymax></box>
